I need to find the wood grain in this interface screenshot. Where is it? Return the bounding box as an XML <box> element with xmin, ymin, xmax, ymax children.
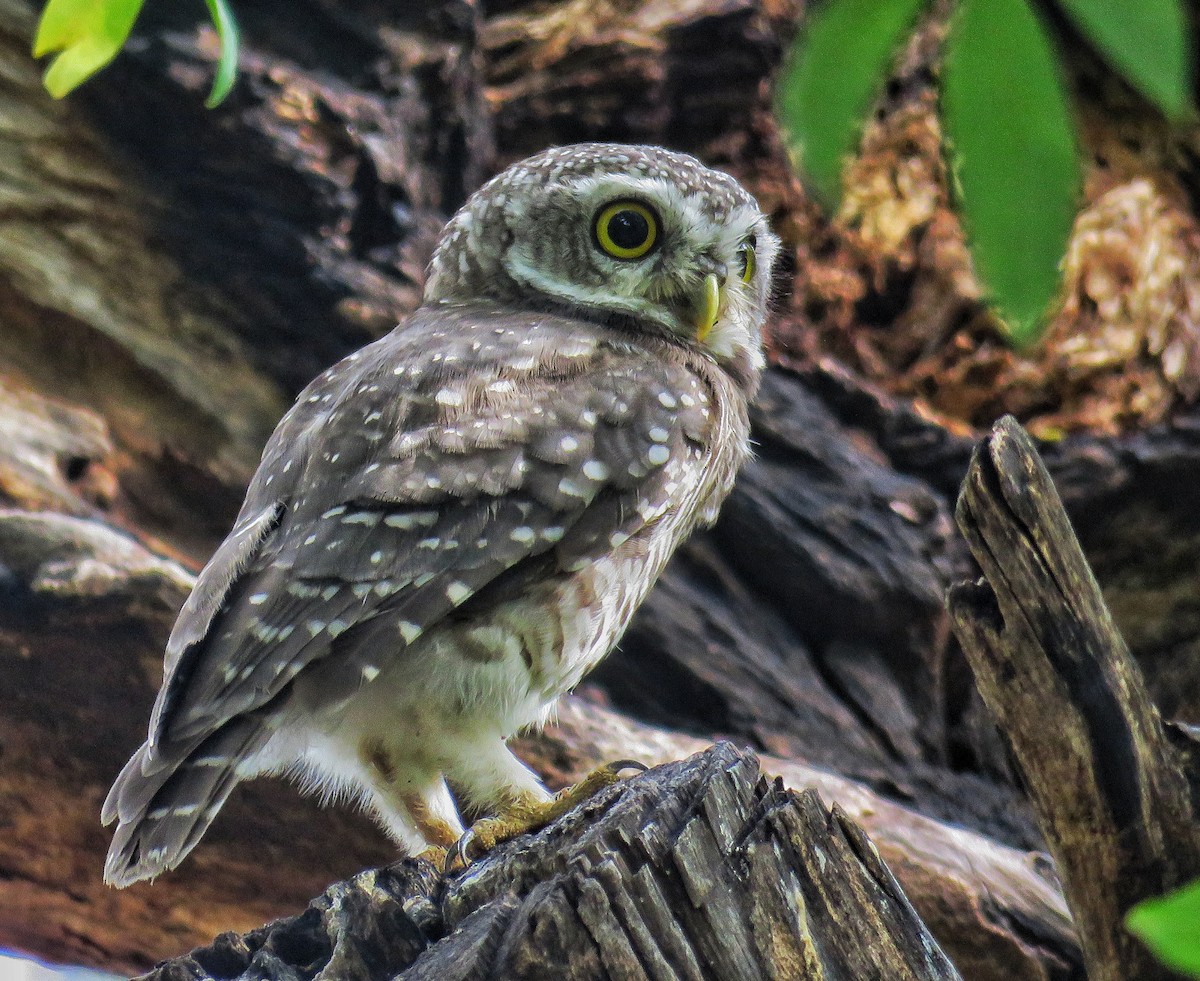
<box><xmin>141</xmin><ymin>745</ymin><xmax>965</xmax><ymax>981</ymax></box>
<box><xmin>948</xmin><ymin>416</ymin><xmax>1200</xmax><ymax>981</ymax></box>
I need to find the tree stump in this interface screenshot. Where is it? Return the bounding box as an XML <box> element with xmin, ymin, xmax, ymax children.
<box><xmin>949</xmin><ymin>417</ymin><xmax>1200</xmax><ymax>981</ymax></box>
<box><xmin>139</xmin><ymin>745</ymin><xmax>963</xmax><ymax>981</ymax></box>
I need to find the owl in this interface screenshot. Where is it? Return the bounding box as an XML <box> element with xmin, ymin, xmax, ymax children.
<box><xmin>103</xmin><ymin>143</ymin><xmax>779</xmax><ymax>885</ymax></box>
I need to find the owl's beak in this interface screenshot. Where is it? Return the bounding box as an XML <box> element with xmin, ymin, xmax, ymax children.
<box><xmin>694</xmin><ymin>273</ymin><xmax>724</xmax><ymax>343</ymax></box>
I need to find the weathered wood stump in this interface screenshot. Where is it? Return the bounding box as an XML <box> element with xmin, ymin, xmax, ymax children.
<box><xmin>949</xmin><ymin>417</ymin><xmax>1200</xmax><ymax>981</ymax></box>
<box><xmin>139</xmin><ymin>745</ymin><xmax>963</xmax><ymax>981</ymax></box>
<box><xmin>0</xmin><ymin>459</ymin><xmax>1079</xmax><ymax>979</ymax></box>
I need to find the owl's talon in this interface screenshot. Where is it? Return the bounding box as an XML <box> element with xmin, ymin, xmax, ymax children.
<box><xmin>442</xmin><ymin>759</ymin><xmax>651</xmax><ymax>875</ymax></box>
<box><xmin>554</xmin><ymin>758</ymin><xmax>649</xmax><ymax>805</ymax></box>
<box><xmin>445</xmin><ymin>831</ymin><xmax>475</xmax><ymax>874</ymax></box>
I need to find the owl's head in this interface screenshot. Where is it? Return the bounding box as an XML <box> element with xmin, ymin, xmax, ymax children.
<box><xmin>424</xmin><ymin>144</ymin><xmax>779</xmax><ymax>387</ymax></box>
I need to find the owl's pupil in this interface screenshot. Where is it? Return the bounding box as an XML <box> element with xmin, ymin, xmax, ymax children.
<box><xmin>607</xmin><ymin>210</ymin><xmax>650</xmax><ymax>250</ymax></box>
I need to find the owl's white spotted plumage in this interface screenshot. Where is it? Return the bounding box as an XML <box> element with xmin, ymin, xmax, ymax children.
<box><xmin>103</xmin><ymin>143</ymin><xmax>779</xmax><ymax>885</ymax></box>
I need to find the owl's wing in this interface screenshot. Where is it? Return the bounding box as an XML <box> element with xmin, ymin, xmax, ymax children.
<box><xmin>141</xmin><ymin>306</ymin><xmax>722</xmax><ymax>759</ymax></box>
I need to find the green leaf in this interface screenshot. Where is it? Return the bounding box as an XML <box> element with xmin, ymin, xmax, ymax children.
<box><xmin>1127</xmin><ymin>879</ymin><xmax>1200</xmax><ymax>977</ymax></box>
<box><xmin>777</xmin><ymin>0</ymin><xmax>927</xmax><ymax>205</ymax></box>
<box><xmin>941</xmin><ymin>0</ymin><xmax>1080</xmax><ymax>346</ymax></box>
<box><xmin>203</xmin><ymin>0</ymin><xmax>239</xmax><ymax>107</ymax></box>
<box><xmin>1057</xmin><ymin>0</ymin><xmax>1192</xmax><ymax>121</ymax></box>
<box><xmin>33</xmin><ymin>0</ymin><xmax>147</xmax><ymax>98</ymax></box>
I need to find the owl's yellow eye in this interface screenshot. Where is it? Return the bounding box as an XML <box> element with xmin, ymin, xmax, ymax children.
<box><xmin>737</xmin><ymin>237</ymin><xmax>757</xmax><ymax>283</ymax></box>
<box><xmin>594</xmin><ymin>201</ymin><xmax>659</xmax><ymax>260</ymax></box>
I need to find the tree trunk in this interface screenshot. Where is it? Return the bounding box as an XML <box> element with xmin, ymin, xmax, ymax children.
<box><xmin>2</xmin><ymin>0</ymin><xmax>1199</xmax><ymax>977</ymax></box>
<box><xmin>138</xmin><ymin>746</ymin><xmax>966</xmax><ymax>981</ymax></box>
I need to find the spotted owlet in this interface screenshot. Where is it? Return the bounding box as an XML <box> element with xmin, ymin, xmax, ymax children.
<box><xmin>103</xmin><ymin>143</ymin><xmax>779</xmax><ymax>885</ymax></box>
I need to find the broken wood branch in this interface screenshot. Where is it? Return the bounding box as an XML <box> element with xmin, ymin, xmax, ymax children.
<box><xmin>948</xmin><ymin>415</ymin><xmax>1200</xmax><ymax>981</ymax></box>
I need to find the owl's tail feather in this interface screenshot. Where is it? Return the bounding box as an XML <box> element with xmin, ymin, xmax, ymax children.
<box><xmin>102</xmin><ymin>718</ymin><xmax>269</xmax><ymax>887</ymax></box>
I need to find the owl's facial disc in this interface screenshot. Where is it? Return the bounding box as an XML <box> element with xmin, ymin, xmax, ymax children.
<box><xmin>422</xmin><ymin>144</ymin><xmax>779</xmax><ymax>377</ymax></box>
<box><xmin>501</xmin><ymin>174</ymin><xmax>775</xmax><ymax>365</ymax></box>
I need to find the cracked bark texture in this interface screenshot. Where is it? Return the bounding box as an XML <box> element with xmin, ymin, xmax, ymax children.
<box><xmin>140</xmin><ymin>746</ymin><xmax>964</xmax><ymax>981</ymax></box>
<box><xmin>0</xmin><ymin>0</ymin><xmax>1198</xmax><ymax>978</ymax></box>
<box><xmin>948</xmin><ymin>418</ymin><xmax>1200</xmax><ymax>981</ymax></box>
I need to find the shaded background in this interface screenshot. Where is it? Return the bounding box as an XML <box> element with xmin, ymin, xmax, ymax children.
<box><xmin>2</xmin><ymin>0</ymin><xmax>1200</xmax><ymax>977</ymax></box>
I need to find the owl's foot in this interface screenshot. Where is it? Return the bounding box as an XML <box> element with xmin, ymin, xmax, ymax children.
<box><xmin>446</xmin><ymin>759</ymin><xmax>647</xmax><ymax>872</ymax></box>
<box><xmin>415</xmin><ymin>844</ymin><xmax>449</xmax><ymax>868</ymax></box>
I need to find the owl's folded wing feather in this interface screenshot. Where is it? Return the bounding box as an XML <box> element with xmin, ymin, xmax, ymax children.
<box><xmin>106</xmin><ymin>307</ymin><xmax>719</xmax><ymax>844</ymax></box>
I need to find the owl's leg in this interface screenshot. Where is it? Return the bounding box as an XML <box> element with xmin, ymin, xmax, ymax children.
<box><xmin>444</xmin><ymin>737</ymin><xmax>551</xmax><ymax>813</ymax></box>
<box><xmin>359</xmin><ymin>741</ymin><xmax>463</xmax><ymax>865</ymax></box>
<box><xmin>445</xmin><ymin>744</ymin><xmax>646</xmax><ymax>868</ymax></box>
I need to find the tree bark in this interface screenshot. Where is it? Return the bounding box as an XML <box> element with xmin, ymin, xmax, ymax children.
<box><xmin>139</xmin><ymin>745</ymin><xmax>965</xmax><ymax>981</ymax></box>
<box><xmin>0</xmin><ymin>509</ymin><xmax>1077</xmax><ymax>977</ymax></box>
<box><xmin>948</xmin><ymin>417</ymin><xmax>1200</xmax><ymax>981</ymax></box>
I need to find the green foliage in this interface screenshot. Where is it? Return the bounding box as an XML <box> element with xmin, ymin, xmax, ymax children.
<box><xmin>775</xmin><ymin>0</ymin><xmax>1196</xmax><ymax>347</ymax></box>
<box><xmin>1057</xmin><ymin>0</ymin><xmax>1191</xmax><ymax>121</ymax></box>
<box><xmin>942</xmin><ymin>0</ymin><xmax>1078</xmax><ymax>346</ymax></box>
<box><xmin>1127</xmin><ymin>879</ymin><xmax>1200</xmax><ymax>977</ymax></box>
<box><xmin>776</xmin><ymin>0</ymin><xmax>925</xmax><ymax>206</ymax></box>
<box><xmin>33</xmin><ymin>0</ymin><xmax>240</xmax><ymax>106</ymax></box>
<box><xmin>34</xmin><ymin>0</ymin><xmax>146</xmax><ymax>98</ymax></box>
<box><xmin>203</xmin><ymin>0</ymin><xmax>239</xmax><ymax>108</ymax></box>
